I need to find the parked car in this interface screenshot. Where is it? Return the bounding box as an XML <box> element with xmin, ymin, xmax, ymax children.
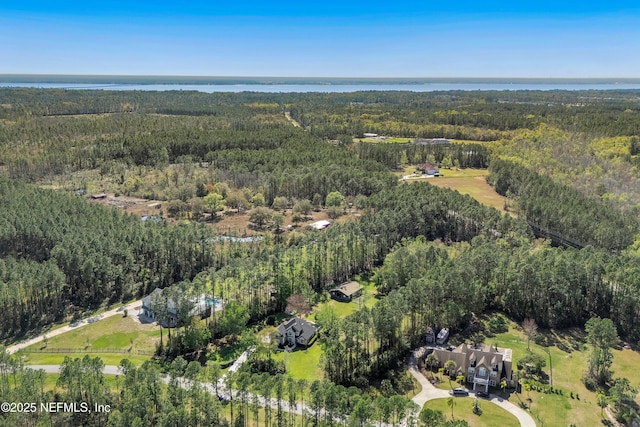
<box><xmin>452</xmin><ymin>387</ymin><xmax>469</xmax><ymax>396</ymax></box>
<box><xmin>475</xmin><ymin>391</ymin><xmax>490</xmax><ymax>399</ymax></box>
<box><xmin>217</xmin><ymin>393</ymin><xmax>231</xmax><ymax>404</ymax></box>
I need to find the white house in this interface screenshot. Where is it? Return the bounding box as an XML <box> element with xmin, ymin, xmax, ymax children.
<box><xmin>141</xmin><ymin>287</ymin><xmax>216</xmax><ymax>327</ymax></box>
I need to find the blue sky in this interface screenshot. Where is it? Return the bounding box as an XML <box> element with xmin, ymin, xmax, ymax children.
<box><xmin>1</xmin><ymin>1</ymin><xmax>640</xmax><ymax>77</ymax></box>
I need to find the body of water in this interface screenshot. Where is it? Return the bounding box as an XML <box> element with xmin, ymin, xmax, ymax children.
<box><xmin>3</xmin><ymin>82</ymin><xmax>640</xmax><ymax>92</ymax></box>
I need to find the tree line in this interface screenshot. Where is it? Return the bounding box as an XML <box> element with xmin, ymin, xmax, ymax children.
<box><xmin>487</xmin><ymin>158</ymin><xmax>637</xmax><ymax>251</ymax></box>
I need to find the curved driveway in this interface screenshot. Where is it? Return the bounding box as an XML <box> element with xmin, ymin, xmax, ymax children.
<box><xmin>408</xmin><ymin>350</ymin><xmax>536</xmax><ymax>427</ymax></box>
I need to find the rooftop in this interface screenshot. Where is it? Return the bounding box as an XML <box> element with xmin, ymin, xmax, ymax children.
<box><xmin>330</xmin><ymin>281</ymin><xmax>364</xmax><ymax>297</ymax></box>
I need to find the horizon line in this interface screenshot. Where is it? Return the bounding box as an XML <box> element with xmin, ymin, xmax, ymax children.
<box><xmin>2</xmin><ymin>74</ymin><xmax>640</xmax><ymax>82</ymax></box>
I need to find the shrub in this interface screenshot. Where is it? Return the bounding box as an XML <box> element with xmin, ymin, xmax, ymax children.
<box><xmin>488</xmin><ymin>314</ymin><xmax>508</xmax><ymax>334</ymax></box>
<box><xmin>581</xmin><ymin>372</ymin><xmax>597</xmax><ymax>391</ymax></box>
<box><xmin>517</xmin><ymin>352</ymin><xmax>546</xmax><ymax>375</ymax></box>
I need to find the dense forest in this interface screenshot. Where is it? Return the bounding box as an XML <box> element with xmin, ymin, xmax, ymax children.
<box><xmin>1</xmin><ymin>88</ymin><xmax>640</xmax><ymax>425</ymax></box>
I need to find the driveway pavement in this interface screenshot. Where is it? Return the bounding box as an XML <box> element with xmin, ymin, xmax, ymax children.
<box><xmin>408</xmin><ymin>348</ymin><xmax>537</xmax><ymax>427</ymax></box>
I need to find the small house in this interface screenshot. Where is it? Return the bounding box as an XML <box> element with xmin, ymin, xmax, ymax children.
<box><xmin>329</xmin><ymin>281</ymin><xmax>364</xmax><ymax>302</ymax></box>
<box><xmin>276</xmin><ymin>318</ymin><xmax>320</xmax><ymax>351</ymax></box>
<box><xmin>419</xmin><ymin>164</ymin><xmax>440</xmax><ymax>176</ymax></box>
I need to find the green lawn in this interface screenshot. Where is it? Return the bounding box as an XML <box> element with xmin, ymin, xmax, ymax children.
<box><xmin>272</xmin><ymin>344</ymin><xmax>324</xmax><ymax>382</ymax></box>
<box><xmin>487</xmin><ymin>322</ymin><xmax>626</xmax><ymax>427</ymax></box>
<box><xmin>270</xmin><ymin>280</ymin><xmax>378</xmax><ymax>382</ymax></box>
<box><xmin>423</xmin><ymin>397</ymin><xmax>519</xmax><ymax>427</ymax></box>
<box><xmin>25</xmin><ymin>313</ymin><xmax>161</xmax><ymax>354</ymax></box>
<box><xmin>611</xmin><ymin>347</ymin><xmax>640</xmax><ymax>392</ymax></box>
<box><xmin>308</xmin><ymin>281</ymin><xmax>378</xmax><ymax>322</ymax></box>
<box><xmin>429</xmin><ymin>317</ymin><xmax>639</xmax><ymax>427</ymax></box>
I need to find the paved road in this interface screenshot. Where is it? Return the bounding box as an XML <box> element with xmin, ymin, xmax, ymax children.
<box><xmin>6</xmin><ymin>299</ymin><xmax>144</xmax><ymax>355</ymax></box>
<box><xmin>27</xmin><ymin>364</ymin><xmax>347</xmax><ymax>423</ymax></box>
<box><xmin>408</xmin><ymin>348</ymin><xmax>537</xmax><ymax>427</ymax></box>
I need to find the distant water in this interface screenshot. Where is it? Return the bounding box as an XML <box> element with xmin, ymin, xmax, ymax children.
<box><xmin>3</xmin><ymin>82</ymin><xmax>640</xmax><ymax>92</ymax></box>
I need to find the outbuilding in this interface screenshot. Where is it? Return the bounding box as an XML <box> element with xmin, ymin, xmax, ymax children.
<box><xmin>329</xmin><ymin>281</ymin><xmax>364</xmax><ymax>302</ymax></box>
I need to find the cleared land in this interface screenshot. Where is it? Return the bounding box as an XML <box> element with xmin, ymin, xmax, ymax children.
<box><xmin>426</xmin><ymin>169</ymin><xmax>508</xmax><ymax>214</ymax></box>
<box><xmin>308</xmin><ymin>281</ymin><xmax>378</xmax><ymax>321</ymax></box>
<box><xmin>398</xmin><ymin>167</ymin><xmax>508</xmax><ymax>213</ymax></box>
<box><xmin>23</xmin><ymin>312</ymin><xmax>160</xmax><ymax>352</ymax></box>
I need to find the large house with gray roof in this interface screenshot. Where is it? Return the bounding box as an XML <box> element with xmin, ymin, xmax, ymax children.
<box><xmin>431</xmin><ymin>343</ymin><xmax>514</xmax><ymax>392</ymax></box>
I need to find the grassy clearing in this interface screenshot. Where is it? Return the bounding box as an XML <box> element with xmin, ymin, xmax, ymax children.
<box><xmin>423</xmin><ymin>397</ymin><xmax>519</xmax><ymax>427</ymax></box>
<box><xmin>25</xmin><ymin>313</ymin><xmax>161</xmax><ymax>353</ymax></box>
<box><xmin>354</xmin><ymin>137</ymin><xmax>412</xmax><ymax>143</ymax></box>
<box><xmin>611</xmin><ymin>347</ymin><xmax>640</xmax><ymax>391</ymax></box>
<box><xmin>272</xmin><ymin>344</ymin><xmax>324</xmax><ymax>382</ymax></box>
<box><xmin>425</xmin><ymin>172</ymin><xmax>508</xmax><ymax>214</ymax></box>
<box><xmin>397</xmin><ymin>167</ymin><xmax>507</xmax><ymax>214</ymax></box>
<box><xmin>308</xmin><ymin>281</ymin><xmax>378</xmax><ymax>322</ymax></box>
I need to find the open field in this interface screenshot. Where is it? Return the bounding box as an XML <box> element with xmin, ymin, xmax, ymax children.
<box><xmin>23</xmin><ymin>311</ymin><xmax>161</xmax><ymax>353</ymax></box>
<box><xmin>354</xmin><ymin>137</ymin><xmax>413</xmax><ymax>143</ymax></box>
<box><xmin>423</xmin><ymin>397</ymin><xmax>519</xmax><ymax>427</ymax></box>
<box><xmin>398</xmin><ymin>167</ymin><xmax>508</xmax><ymax>213</ymax></box>
<box><xmin>425</xmin><ymin>170</ymin><xmax>508</xmax><ymax>214</ymax></box>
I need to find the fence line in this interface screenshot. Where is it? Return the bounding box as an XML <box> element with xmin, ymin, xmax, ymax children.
<box><xmin>23</xmin><ymin>347</ymin><xmax>154</xmax><ymax>356</ymax></box>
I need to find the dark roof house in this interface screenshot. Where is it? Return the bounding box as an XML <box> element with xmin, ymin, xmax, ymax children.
<box><xmin>276</xmin><ymin>318</ymin><xmax>320</xmax><ymax>351</ymax></box>
<box><xmin>329</xmin><ymin>281</ymin><xmax>364</xmax><ymax>302</ymax></box>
